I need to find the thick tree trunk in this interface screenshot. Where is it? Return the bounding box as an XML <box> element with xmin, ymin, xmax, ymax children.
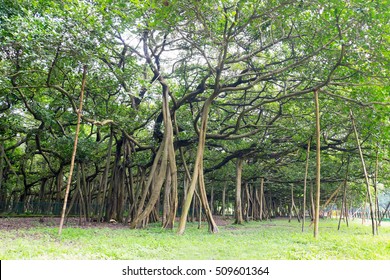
<box><xmin>162</xmin><ymin>164</ymin><xmax>178</xmax><ymax>230</ymax></box>
<box><xmin>162</xmin><ymin>166</ymin><xmax>172</xmax><ymax>227</ymax></box>
<box><xmin>221</xmin><ymin>183</ymin><xmax>226</xmax><ymax>218</ymax></box>
<box><xmin>250</xmin><ymin>184</ymin><xmax>254</xmax><ymax>219</ymax></box>
<box><xmin>65</xmin><ymin>179</ymin><xmax>78</xmax><ymax>217</ymax></box>
<box><xmin>1</xmin><ymin>148</ymin><xmax>19</xmax><ymax>213</ymax></box>
<box><xmin>177</xmin><ymin>43</ymin><xmax>226</xmax><ymax>234</ymax></box>
<box><xmin>117</xmin><ymin>161</ymin><xmax>126</xmax><ymax>223</ymax></box>
<box><xmin>244</xmin><ymin>183</ymin><xmax>251</xmax><ymax>222</ymax></box>
<box><xmin>76</xmin><ymin>164</ymin><xmax>87</xmax><ymax>225</ymax></box>
<box><xmin>130</xmin><ymin>83</ymin><xmax>177</xmax><ymax>229</ymax></box>
<box><xmin>178</xmin><ymin>97</ymin><xmax>219</xmax><ymax>234</ymax></box>
<box><xmin>198</xmin><ymin>158</ymin><xmax>217</xmax><ymax>232</ymax></box>
<box><xmin>80</xmin><ymin>163</ymin><xmax>92</xmax><ymax>221</ymax></box>
<box><xmin>234</xmin><ymin>158</ymin><xmax>244</xmax><ymax>224</ymax></box>
<box><xmin>181</xmin><ymin>178</ymin><xmax>187</xmax><ymax>217</ymax></box>
<box><xmin>106</xmin><ymin>137</ymin><xmax>124</xmax><ymax>222</ymax></box>
<box><xmin>163</xmin><ymin>115</ymin><xmax>178</xmax><ymax>229</ymax></box>
<box><xmin>37</xmin><ymin>178</ymin><xmax>47</xmax><ymax>214</ymax></box>
<box><xmin>362</xmin><ymin>195</ymin><xmax>367</xmax><ymax>224</ymax></box>
<box><xmin>191</xmin><ymin>194</ymin><xmax>195</xmax><ymax>222</ymax></box>
<box><xmin>98</xmin><ymin>128</ymin><xmax>113</xmax><ymax>222</ymax></box>
<box><xmin>130</xmin><ymin>126</ymin><xmax>168</xmax><ymax>228</ymax></box>
<box><xmin>267</xmin><ymin>193</ymin><xmax>273</xmax><ymax>219</ymax></box>
<box><xmin>124</xmin><ymin>142</ymin><xmax>135</xmax><ymax>224</ymax></box>
<box><xmin>175</xmin><ymin>113</ymin><xmax>192</xmax><ymax>222</ymax></box>
<box><xmin>264</xmin><ymin>189</ymin><xmax>269</xmax><ymax>219</ymax></box>
<box><xmin>127</xmin><ymin>167</ymin><xmax>145</xmax><ymax>223</ymax></box>
<box><xmin>290</xmin><ymin>184</ymin><xmax>300</xmax><ymax>223</ymax></box>
<box><xmin>55</xmin><ymin>167</ymin><xmax>63</xmax><ymax>214</ymax></box>
<box><xmin>259</xmin><ymin>178</ymin><xmax>264</xmax><ymax>221</ymax></box>
<box><xmin>253</xmin><ymin>187</ymin><xmax>259</xmax><ymax>220</ymax></box>
<box><xmin>338</xmin><ymin>159</ymin><xmax>350</xmax><ymax>230</ymax></box>
<box><xmin>197</xmin><ymin>187</ymin><xmax>202</xmax><ymax>229</ymax></box>
<box><xmin>129</xmin><ymin>32</ymin><xmax>178</xmax><ymax>229</ymax></box>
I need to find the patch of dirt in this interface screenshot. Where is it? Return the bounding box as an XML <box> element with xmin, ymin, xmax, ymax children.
<box><xmin>212</xmin><ymin>215</ymin><xmax>234</xmax><ymax>227</ymax></box>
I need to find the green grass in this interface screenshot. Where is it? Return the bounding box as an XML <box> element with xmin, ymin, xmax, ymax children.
<box><xmin>1</xmin><ymin>218</ymin><xmax>389</xmax><ymax>260</ymax></box>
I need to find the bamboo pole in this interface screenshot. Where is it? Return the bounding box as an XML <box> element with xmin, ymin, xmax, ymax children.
<box><xmin>374</xmin><ymin>148</ymin><xmax>379</xmax><ymax>234</ymax></box>
<box><xmin>314</xmin><ymin>90</ymin><xmax>321</xmax><ymax>238</ymax></box>
<box><xmin>59</xmin><ymin>65</ymin><xmax>87</xmax><ymax>235</ymax></box>
<box><xmin>350</xmin><ymin>109</ymin><xmax>376</xmax><ymax>236</ymax></box>
<box><xmin>302</xmin><ymin>138</ymin><xmax>311</xmax><ymax>232</ymax></box>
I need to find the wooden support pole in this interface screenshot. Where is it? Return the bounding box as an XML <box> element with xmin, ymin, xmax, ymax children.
<box><xmin>374</xmin><ymin>148</ymin><xmax>380</xmax><ymax>234</ymax></box>
<box><xmin>302</xmin><ymin>138</ymin><xmax>311</xmax><ymax>232</ymax></box>
<box><xmin>314</xmin><ymin>90</ymin><xmax>321</xmax><ymax>238</ymax></box>
<box><xmin>59</xmin><ymin>65</ymin><xmax>87</xmax><ymax>235</ymax></box>
<box><xmin>350</xmin><ymin>109</ymin><xmax>376</xmax><ymax>236</ymax></box>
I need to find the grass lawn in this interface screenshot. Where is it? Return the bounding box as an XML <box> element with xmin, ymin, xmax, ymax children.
<box><xmin>0</xmin><ymin>217</ymin><xmax>389</xmax><ymax>260</ymax></box>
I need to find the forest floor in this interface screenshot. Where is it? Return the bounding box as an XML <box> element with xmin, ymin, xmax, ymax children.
<box><xmin>1</xmin><ymin>216</ymin><xmax>389</xmax><ymax>260</ymax></box>
<box><xmin>0</xmin><ymin>215</ymin><xmax>233</xmax><ymax>230</ymax></box>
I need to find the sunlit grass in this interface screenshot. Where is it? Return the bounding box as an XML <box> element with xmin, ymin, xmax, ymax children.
<box><xmin>0</xmin><ymin>218</ymin><xmax>389</xmax><ymax>260</ymax></box>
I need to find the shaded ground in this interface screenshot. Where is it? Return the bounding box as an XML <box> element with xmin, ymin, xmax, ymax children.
<box><xmin>0</xmin><ymin>217</ymin><xmax>138</xmax><ymax>230</ymax></box>
<box><xmin>0</xmin><ymin>215</ymin><xmax>234</xmax><ymax>230</ymax></box>
<box><xmin>1</xmin><ymin>215</ymin><xmax>387</xmax><ymax>231</ymax></box>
